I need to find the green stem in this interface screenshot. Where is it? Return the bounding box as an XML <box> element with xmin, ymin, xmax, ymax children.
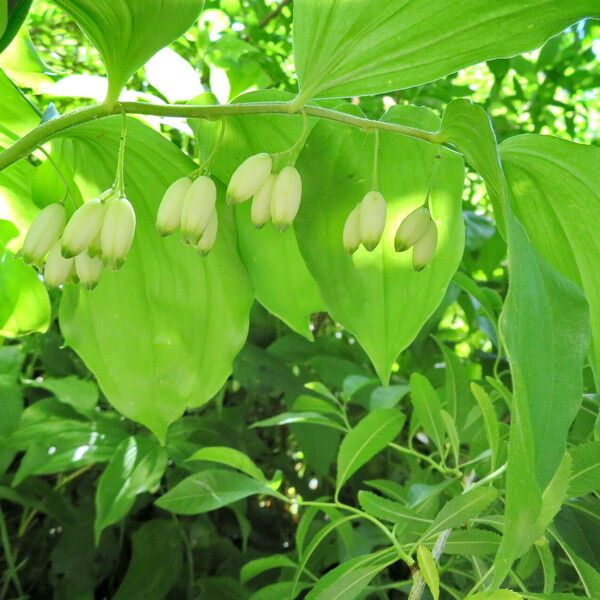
<box><xmin>371</xmin><ymin>130</ymin><xmax>380</xmax><ymax>190</ymax></box>
<box><xmin>389</xmin><ymin>442</ymin><xmax>461</xmax><ymax>478</ymax></box>
<box><xmin>0</xmin><ymin>101</ymin><xmax>442</xmax><ymax>174</ymax></box>
<box><xmin>299</xmin><ymin>499</ymin><xmax>414</xmax><ymax>566</ymax></box>
<box><xmin>115</xmin><ymin>109</ymin><xmax>128</xmax><ymax>196</ymax></box>
<box><xmin>0</xmin><ymin>504</ymin><xmax>25</xmax><ymax>599</ymax></box>
<box><xmin>192</xmin><ymin>118</ymin><xmax>226</xmax><ymax>178</ymax></box>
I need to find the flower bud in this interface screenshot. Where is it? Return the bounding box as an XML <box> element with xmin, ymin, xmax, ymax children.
<box><xmin>181</xmin><ymin>176</ymin><xmax>217</xmax><ymax>244</ymax></box>
<box><xmin>271</xmin><ymin>166</ymin><xmax>302</xmax><ymax>232</ymax></box>
<box><xmin>358</xmin><ymin>191</ymin><xmax>386</xmax><ymax>251</ymax></box>
<box><xmin>195</xmin><ymin>209</ymin><xmax>218</xmax><ymax>257</ymax></box>
<box><xmin>87</xmin><ymin>231</ymin><xmax>103</xmax><ymax>259</ymax></box>
<box><xmin>227</xmin><ymin>153</ymin><xmax>272</xmax><ymax>205</ymax></box>
<box><xmin>156</xmin><ymin>176</ymin><xmax>192</xmax><ymax>236</ymax></box>
<box><xmin>343</xmin><ymin>205</ymin><xmax>361</xmax><ymax>254</ymax></box>
<box><xmin>75</xmin><ymin>252</ymin><xmax>104</xmax><ymax>290</ymax></box>
<box><xmin>412</xmin><ymin>220</ymin><xmax>438</xmax><ymax>272</ymax></box>
<box><xmin>43</xmin><ymin>242</ymin><xmax>74</xmax><ymax>288</ymax></box>
<box><xmin>101</xmin><ymin>196</ymin><xmax>136</xmax><ymax>270</ymax></box>
<box><xmin>395</xmin><ymin>206</ymin><xmax>431</xmax><ymax>252</ymax></box>
<box><xmin>61</xmin><ymin>197</ymin><xmax>107</xmax><ymax>258</ymax></box>
<box><xmin>21</xmin><ymin>203</ymin><xmax>66</xmax><ymax>265</ymax></box>
<box><xmin>251</xmin><ymin>175</ymin><xmax>276</xmax><ymax>228</ymax></box>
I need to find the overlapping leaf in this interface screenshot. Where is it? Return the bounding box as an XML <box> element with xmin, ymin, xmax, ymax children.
<box><xmin>52</xmin><ymin>0</ymin><xmax>204</xmax><ymax>101</ymax></box>
<box><xmin>57</xmin><ymin>117</ymin><xmax>253</xmax><ymax>441</ymax></box>
<box><xmin>293</xmin><ymin>0</ymin><xmax>600</xmax><ymax>101</ymax></box>
<box><xmin>295</xmin><ymin>105</ymin><xmax>464</xmax><ymax>381</ymax></box>
<box><xmin>192</xmin><ymin>90</ymin><xmax>324</xmax><ymax>338</ymax></box>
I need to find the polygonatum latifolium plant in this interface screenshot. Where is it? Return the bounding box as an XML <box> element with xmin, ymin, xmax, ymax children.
<box><xmin>0</xmin><ymin>0</ymin><xmax>599</xmax><ymax>598</ymax></box>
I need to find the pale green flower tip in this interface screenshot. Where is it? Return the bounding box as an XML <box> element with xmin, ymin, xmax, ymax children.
<box><xmin>60</xmin><ymin>246</ymin><xmax>78</xmax><ymax>259</ymax></box>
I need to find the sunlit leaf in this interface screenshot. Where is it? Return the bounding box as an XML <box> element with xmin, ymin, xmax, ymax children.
<box><xmin>57</xmin><ymin>117</ymin><xmax>253</xmax><ymax>441</ymax></box>
<box><xmin>186</xmin><ymin>446</ymin><xmax>266</xmax><ymax>482</ymax></box>
<box><xmin>52</xmin><ymin>0</ymin><xmax>204</xmax><ymax>101</ymax></box>
<box><xmin>293</xmin><ymin>1</ymin><xmax>599</xmax><ymax>101</ymax></box>
<box><xmin>192</xmin><ymin>90</ymin><xmax>324</xmax><ymax>338</ymax></box>
<box><xmin>296</xmin><ymin>105</ymin><xmax>464</xmax><ymax>381</ymax></box>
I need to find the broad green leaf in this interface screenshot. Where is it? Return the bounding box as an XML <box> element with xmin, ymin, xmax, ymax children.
<box><xmin>0</xmin><ymin>2</ymin><xmax>6</xmax><ymax>38</ymax></box>
<box><xmin>113</xmin><ymin>519</ymin><xmax>182</xmax><ymax>600</ymax></box>
<box><xmin>240</xmin><ymin>555</ymin><xmax>297</xmax><ymax>585</ymax></box>
<box><xmin>500</xmin><ymin>135</ymin><xmax>600</xmax><ymax>387</ymax></box>
<box><xmin>0</xmin><ymin>345</ymin><xmax>23</xmax><ymax>474</ymax></box>
<box><xmin>6</xmin><ymin>398</ymin><xmax>129</xmax><ymax>484</ymax></box>
<box><xmin>409</xmin><ymin>373</ymin><xmax>446</xmax><ymax>456</ymax></box>
<box><xmin>440</xmin><ymin>99</ymin><xmax>509</xmax><ymax>234</ymax></box>
<box><xmin>292</xmin><ymin>1</ymin><xmax>599</xmax><ymax>101</ymax></box>
<box><xmin>155</xmin><ymin>469</ymin><xmax>272</xmax><ymax>515</ymax></box>
<box><xmin>0</xmin><ymin>251</ymin><xmax>50</xmax><ymax>337</ymax></box>
<box><xmin>336</xmin><ymin>408</ymin><xmax>405</xmax><ymax>491</ymax></box>
<box><xmin>0</xmin><ymin>0</ymin><xmax>32</xmax><ymax>52</ymax></box>
<box><xmin>0</xmin><ymin>68</ymin><xmax>39</xmax><ymax>146</ymax></box>
<box><xmin>296</xmin><ymin>105</ymin><xmax>464</xmax><ymax>381</ymax></box>
<box><xmin>417</xmin><ymin>545</ymin><xmax>439</xmax><ymax>600</ymax></box>
<box><xmin>30</xmin><ymin>375</ymin><xmax>98</xmax><ymax>413</ymax></box>
<box><xmin>252</xmin><ymin>411</ymin><xmax>346</xmax><ymax>432</ymax></box>
<box><xmin>53</xmin><ymin>0</ymin><xmax>204</xmax><ymax>102</ymax></box>
<box><xmin>568</xmin><ymin>441</ymin><xmax>600</xmax><ymax>497</ymax></box>
<box><xmin>305</xmin><ymin>548</ymin><xmax>396</xmax><ymax>600</ymax></box>
<box><xmin>0</xmin><ymin>29</ymin><xmax>54</xmax><ymax>90</ymax></box>
<box><xmin>358</xmin><ymin>490</ymin><xmax>431</xmax><ymax>527</ymax></box>
<box><xmin>421</xmin><ymin>487</ymin><xmax>497</xmax><ymax>541</ymax></box>
<box><xmin>192</xmin><ymin>90</ymin><xmax>324</xmax><ymax>338</ymax></box>
<box><xmin>186</xmin><ymin>446</ymin><xmax>265</xmax><ymax>482</ymax></box>
<box><xmin>444</xmin><ymin>529</ymin><xmax>501</xmax><ymax>557</ymax></box>
<box><xmin>494</xmin><ymin>210</ymin><xmax>588</xmax><ymax>583</ymax></box>
<box><xmin>57</xmin><ymin>117</ymin><xmax>253</xmax><ymax>441</ymax></box>
<box><xmin>471</xmin><ymin>383</ymin><xmax>500</xmax><ymax>472</ymax></box>
<box><xmin>439</xmin><ymin>98</ymin><xmax>590</xmax><ymax>584</ymax></box>
<box><xmin>94</xmin><ymin>436</ymin><xmax>167</xmax><ymax>543</ymax></box>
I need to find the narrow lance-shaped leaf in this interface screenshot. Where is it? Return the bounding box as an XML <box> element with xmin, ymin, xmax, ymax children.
<box><xmin>409</xmin><ymin>373</ymin><xmax>446</xmax><ymax>457</ymax></box>
<box><xmin>417</xmin><ymin>545</ymin><xmax>440</xmax><ymax>600</ymax></box>
<box><xmin>336</xmin><ymin>409</ymin><xmax>405</xmax><ymax>492</ymax></box>
<box><xmin>155</xmin><ymin>469</ymin><xmax>274</xmax><ymax>515</ymax></box>
<box><xmin>420</xmin><ymin>487</ymin><xmax>497</xmax><ymax>541</ymax></box>
<box><xmin>471</xmin><ymin>382</ymin><xmax>500</xmax><ymax>472</ymax></box>
<box><xmin>186</xmin><ymin>446</ymin><xmax>266</xmax><ymax>482</ymax></box>
<box><xmin>568</xmin><ymin>441</ymin><xmax>600</xmax><ymax>498</ymax></box>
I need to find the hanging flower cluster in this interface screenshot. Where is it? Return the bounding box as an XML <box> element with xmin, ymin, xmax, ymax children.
<box><xmin>156</xmin><ymin>175</ymin><xmax>219</xmax><ymax>256</ymax></box>
<box><xmin>226</xmin><ymin>153</ymin><xmax>302</xmax><ymax>232</ymax></box>
<box><xmin>20</xmin><ymin>189</ymin><xmax>136</xmax><ymax>289</ymax></box>
<box><xmin>343</xmin><ymin>199</ymin><xmax>438</xmax><ymax>270</ymax></box>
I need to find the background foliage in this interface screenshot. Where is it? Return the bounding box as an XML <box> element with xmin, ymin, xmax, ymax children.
<box><xmin>0</xmin><ymin>1</ymin><xmax>599</xmax><ymax>599</ymax></box>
